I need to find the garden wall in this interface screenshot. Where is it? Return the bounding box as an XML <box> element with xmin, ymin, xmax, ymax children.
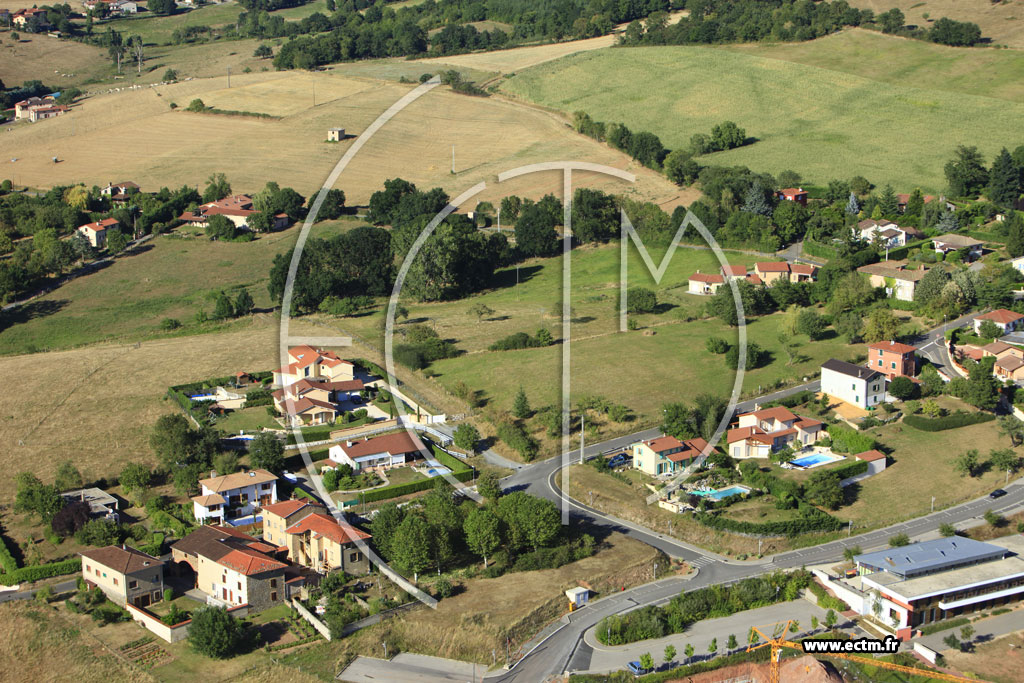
<box><xmin>126</xmin><ymin>603</ymin><xmax>191</xmax><ymax>643</ymax></box>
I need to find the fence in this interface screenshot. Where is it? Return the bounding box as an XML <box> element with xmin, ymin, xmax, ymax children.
<box><xmin>292</xmin><ymin>598</ymin><xmax>332</xmax><ymax>641</ymax></box>
<box><xmin>125</xmin><ymin>603</ymin><xmax>191</xmax><ymax>643</ymax></box>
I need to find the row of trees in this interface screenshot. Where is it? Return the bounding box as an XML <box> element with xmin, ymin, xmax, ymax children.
<box><xmin>370</xmin><ymin>483</ymin><xmax>566</xmax><ymax>579</ymax></box>
<box><xmin>945</xmin><ymin>145</ymin><xmax>1024</xmax><ymax>206</ymax></box>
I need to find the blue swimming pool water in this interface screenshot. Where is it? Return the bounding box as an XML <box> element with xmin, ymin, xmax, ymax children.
<box><xmin>425</xmin><ymin>466</ymin><xmax>451</xmax><ymax>478</ymax></box>
<box><xmin>694</xmin><ymin>485</ymin><xmax>750</xmax><ymax>500</ymax></box>
<box><xmin>790</xmin><ymin>453</ymin><xmax>842</xmax><ymax>468</ymax></box>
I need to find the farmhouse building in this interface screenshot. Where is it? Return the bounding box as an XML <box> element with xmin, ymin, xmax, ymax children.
<box><xmin>896</xmin><ymin>193</ymin><xmax>936</xmax><ymax>213</ymax></box>
<box><xmin>867</xmin><ymin>340</ymin><xmax>916</xmax><ymax>379</ymax></box>
<box><xmin>179</xmin><ymin>194</ymin><xmax>289</xmax><ymax>232</ymax></box>
<box><xmin>753</xmin><ymin>261</ymin><xmax>818</xmax><ymax>285</ymax></box>
<box><xmin>775</xmin><ymin>188</ymin><xmax>808</xmax><ymax>206</ymax></box>
<box><xmin>61</xmin><ymin>486</ymin><xmax>119</xmax><ymax>522</ymax></box>
<box><xmin>974</xmin><ymin>309</ymin><xmax>1024</xmax><ymax>335</ymax></box>
<box><xmin>11</xmin><ymin>7</ymin><xmax>49</xmax><ymax>28</ymax></box>
<box><xmin>171</xmin><ymin>525</ymin><xmax>290</xmax><ymax>611</ymax></box>
<box><xmin>14</xmin><ymin>95</ymin><xmax>56</xmax><ymax>119</ymax></box>
<box><xmin>281</xmin><ymin>511</ymin><xmax>371</xmax><ymax>575</ymax></box>
<box><xmin>727</xmin><ymin>406</ymin><xmax>823</xmax><ymax>459</ymax></box>
<box><xmin>631</xmin><ymin>435</ymin><xmax>711</xmax><ymax>476</ymax></box>
<box><xmin>329</xmin><ymin>431</ymin><xmax>424</xmax><ymax>472</ymax></box>
<box><xmin>933</xmin><ymin>234</ymin><xmax>983</xmax><ymax>261</ymax></box>
<box><xmin>261</xmin><ymin>499</ymin><xmax>321</xmax><ymax>547</ymax></box>
<box><xmin>28</xmin><ymin>104</ymin><xmax>67</xmax><ymax>122</ymax></box>
<box><xmin>273</xmin><ymin>345</ymin><xmax>355</xmax><ymax>387</ymax></box>
<box><xmin>191</xmin><ymin>469</ymin><xmax>278</xmax><ymax>524</ymax></box>
<box><xmin>856</xmin><ymin>261</ymin><xmax>929</xmax><ymax>302</ymax></box>
<box><xmin>77</xmin><ymin>217</ymin><xmax>119</xmax><ymax>249</ymax></box>
<box><xmin>687</xmin><ymin>271</ymin><xmax>724</xmax><ymax>295</ymax></box>
<box><xmin>853</xmin><ymin>536</ymin><xmax>1024</xmax><ymax>634</ymax></box>
<box><xmin>821</xmin><ymin>358</ymin><xmax>885</xmax><ymax>409</ymax></box>
<box><xmin>81</xmin><ymin>545</ymin><xmax>165</xmax><ymax>608</ymax></box>
<box><xmin>101</xmin><ymin>181</ymin><xmax>140</xmax><ymax>203</ymax></box>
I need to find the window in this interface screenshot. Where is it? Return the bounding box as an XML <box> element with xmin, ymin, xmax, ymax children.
<box><xmin>877</xmin><ymin>360</ymin><xmax>883</xmax><ymax>367</ymax></box>
<box><xmin>350</xmin><ymin>552</ymin><xmax>361</xmax><ymax>563</ymax></box>
<box><xmin>891</xmin><ymin>362</ymin><xmax>896</xmax><ymax>369</ymax></box>
<box><xmin>237</xmin><ymin>581</ymin><xmax>242</xmax><ymax>591</ymax></box>
<box><xmin>113</xmin><ymin>577</ymin><xmax>118</xmax><ymax>586</ymax></box>
<box><xmin>128</xmin><ymin>580</ymin><xmax>138</xmax><ymax>589</ymax></box>
<box><xmin>878</xmin><ymin>350</ymin><xmax>883</xmax><ymax>356</ymax></box>
<box><xmin>86</xmin><ymin>565</ymin><xmax>91</xmax><ymax>573</ymax></box>
<box><xmin>270</xmin><ymin>579</ymin><xmax>277</xmax><ymax>588</ymax></box>
<box><xmin>271</xmin><ymin>592</ymin><xmax>277</xmax><ymax>601</ymax></box>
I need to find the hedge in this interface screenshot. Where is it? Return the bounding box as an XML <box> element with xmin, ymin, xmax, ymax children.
<box><xmin>760</xmin><ymin>390</ymin><xmax>816</xmax><ymax>410</ymax></box>
<box><xmin>828</xmin><ymin>460</ymin><xmax>869</xmax><ymax>481</ymax></box>
<box><xmin>358</xmin><ymin>469</ymin><xmax>474</xmax><ymax>503</ymax></box>
<box><xmin>807</xmin><ymin>580</ymin><xmax>850</xmax><ymax>612</ymax></box>
<box><xmin>0</xmin><ymin>558</ymin><xmax>80</xmax><ymax>586</ymax></box>
<box><xmin>903</xmin><ymin>411</ymin><xmax>995</xmax><ymax>432</ymax></box>
<box><xmin>919</xmin><ymin>616</ymin><xmax>970</xmax><ymax>636</ymax></box>
<box><xmin>694</xmin><ymin>503</ymin><xmax>843</xmax><ymax>536</ymax></box>
<box><xmin>802</xmin><ymin>240</ymin><xmax>838</xmax><ymax>260</ymax></box>
<box><xmin>827</xmin><ymin>425</ymin><xmax>877</xmax><ymax>454</ymax></box>
<box><xmin>0</xmin><ymin>530</ymin><xmax>18</xmax><ymax>574</ymax></box>
<box><xmin>430</xmin><ymin>446</ymin><xmax>471</xmax><ymax>474</ymax></box>
<box><xmin>885</xmin><ymin>238</ymin><xmax>931</xmax><ymax>261</ymax></box>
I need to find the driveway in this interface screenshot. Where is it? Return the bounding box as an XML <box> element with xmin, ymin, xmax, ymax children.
<box><xmin>339</xmin><ymin>653</ymin><xmax>482</xmax><ymax>683</ymax></box>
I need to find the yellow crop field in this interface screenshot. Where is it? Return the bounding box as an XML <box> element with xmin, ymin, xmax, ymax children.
<box><xmin>2</xmin><ymin>70</ymin><xmax>686</xmax><ymax>207</ymax></box>
<box><xmin>850</xmin><ymin>0</ymin><xmax>1024</xmax><ymax>48</ymax></box>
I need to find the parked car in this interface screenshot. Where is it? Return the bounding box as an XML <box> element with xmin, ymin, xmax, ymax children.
<box><xmin>607</xmin><ymin>453</ymin><xmax>629</xmax><ymax>468</ymax></box>
<box><xmin>990</xmin><ymin>489</ymin><xmax>1008</xmax><ymax>499</ymax></box>
<box><xmin>626</xmin><ymin>661</ymin><xmax>648</xmax><ymax>677</ymax></box>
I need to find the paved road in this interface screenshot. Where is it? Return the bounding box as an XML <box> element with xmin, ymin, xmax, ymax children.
<box><xmin>918</xmin><ymin>605</ymin><xmax>1024</xmax><ymax>654</ymax></box>
<box><xmin>339</xmin><ymin>653</ymin><xmax>481</xmax><ymax>683</ymax></box>
<box><xmin>486</xmin><ymin>310</ymin><xmax>1015</xmax><ymax>682</ymax></box>
<box><xmin>0</xmin><ymin>579</ymin><xmax>77</xmax><ymax>603</ymax></box>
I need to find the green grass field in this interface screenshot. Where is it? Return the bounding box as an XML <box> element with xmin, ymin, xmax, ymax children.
<box><xmin>100</xmin><ymin>4</ymin><xmax>245</xmax><ymax>46</ymax></box>
<box><xmin>501</xmin><ymin>42</ymin><xmax>1024</xmax><ymax>193</ymax></box>
<box><xmin>724</xmin><ymin>29</ymin><xmax>1024</xmax><ymax>103</ymax></box>
<box><xmin>0</xmin><ymin>218</ymin><xmax>354</xmax><ymax>355</ymax></box>
<box><xmin>327</xmin><ymin>243</ymin><xmax>863</xmax><ymax>423</ymax></box>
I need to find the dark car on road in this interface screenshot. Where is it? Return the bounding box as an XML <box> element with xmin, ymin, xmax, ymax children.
<box><xmin>990</xmin><ymin>489</ymin><xmax>1008</xmax><ymax>499</ymax></box>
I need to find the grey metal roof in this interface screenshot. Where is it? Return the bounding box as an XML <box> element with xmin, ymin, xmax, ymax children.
<box><xmin>854</xmin><ymin>537</ymin><xmax>1009</xmax><ymax>579</ymax></box>
<box><xmin>821</xmin><ymin>358</ymin><xmax>883</xmax><ymax>382</ymax></box>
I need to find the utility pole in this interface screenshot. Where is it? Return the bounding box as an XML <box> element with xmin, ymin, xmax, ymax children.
<box><xmin>227</xmin><ymin>67</ymin><xmax>231</xmax><ymax>88</ymax></box>
<box><xmin>848</xmin><ymin>520</ymin><xmax>852</xmax><ymax>537</ymax></box>
<box><xmin>451</xmin><ymin>145</ymin><xmax>455</xmax><ymax>174</ymax></box>
<box><xmin>313</xmin><ymin>80</ymin><xmax>316</xmax><ymax>107</ymax></box>
<box><xmin>580</xmin><ymin>413</ymin><xmax>585</xmax><ymax>464</ymax></box>
<box><xmin>931</xmin><ymin>496</ymin><xmax>935</xmax><ymax>513</ymax></box>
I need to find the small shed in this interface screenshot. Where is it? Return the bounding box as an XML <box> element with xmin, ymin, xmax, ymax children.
<box><xmin>854</xmin><ymin>449</ymin><xmax>887</xmax><ymax>476</ymax></box>
<box><xmin>327</xmin><ymin>128</ymin><xmax>346</xmax><ymax>142</ymax></box>
<box><xmin>234</xmin><ymin>371</ymin><xmax>251</xmax><ymax>386</ymax></box>
<box><xmin>565</xmin><ymin>586</ymin><xmax>590</xmax><ymax>611</ymax></box>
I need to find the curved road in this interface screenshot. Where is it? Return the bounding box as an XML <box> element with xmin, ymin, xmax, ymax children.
<box><xmin>490</xmin><ymin>311</ymin><xmax>1004</xmax><ymax>681</ymax></box>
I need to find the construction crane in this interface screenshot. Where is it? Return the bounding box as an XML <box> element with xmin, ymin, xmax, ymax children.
<box><xmin>746</xmin><ymin>621</ymin><xmax>985</xmax><ymax>683</ymax></box>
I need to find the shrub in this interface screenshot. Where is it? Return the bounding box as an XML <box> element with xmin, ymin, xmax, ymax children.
<box><xmin>0</xmin><ymin>559</ymin><xmax>81</xmax><ymax>586</ymax></box>
<box><xmin>435</xmin><ymin>577</ymin><xmax>453</xmax><ymax>598</ymax></box>
<box><xmin>826</xmin><ymin>425</ymin><xmax>877</xmax><ymax>454</ymax></box>
<box><xmin>903</xmin><ymin>412</ymin><xmax>995</xmax><ymax>431</ymax></box>
<box><xmin>807</xmin><ymin>580</ymin><xmax>850</xmax><ymax>612</ymax></box>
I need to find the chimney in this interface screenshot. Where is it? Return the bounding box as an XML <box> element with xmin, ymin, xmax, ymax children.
<box><xmin>210</xmin><ymin>470</ymin><xmax>216</xmax><ymax>478</ymax></box>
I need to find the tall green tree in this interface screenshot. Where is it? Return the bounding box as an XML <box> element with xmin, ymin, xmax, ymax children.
<box><xmin>988</xmin><ymin>148</ymin><xmax>1021</xmax><ymax>208</ymax></box>
<box><xmin>464</xmin><ymin>507</ymin><xmax>501</xmax><ymax>567</ymax></box>
<box><xmin>202</xmin><ymin>173</ymin><xmax>231</xmax><ymax>202</ymax></box>
<box><xmin>370</xmin><ymin>503</ymin><xmax>405</xmax><ymax>560</ymax></box>
<box><xmin>234</xmin><ymin>289</ymin><xmax>254</xmax><ymax>316</ymax></box>
<box><xmin>188</xmin><ymin>606</ymin><xmax>248</xmax><ymax>658</ymax></box>
<box><xmin>512</xmin><ymin>386</ymin><xmax>531</xmax><ymax>419</ymax></box>
<box><xmin>54</xmin><ymin>460</ymin><xmax>83</xmax><ymax>491</ymax></box>
<box><xmin>249</xmin><ymin>432</ymin><xmax>285</xmax><ymax>473</ymax></box>
<box><xmin>944</xmin><ymin>145</ymin><xmax>988</xmax><ymax>198</ymax></box>
<box><xmin>392</xmin><ymin>513</ymin><xmax>432</xmax><ymax>580</ymax></box>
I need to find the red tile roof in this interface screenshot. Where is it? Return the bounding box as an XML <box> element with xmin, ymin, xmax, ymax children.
<box><xmin>722</xmin><ymin>265</ymin><xmax>747</xmax><ymax>276</ymax></box>
<box><xmin>79</xmin><ymin>217</ymin><xmax>119</xmax><ymax>233</ymax></box>
<box><xmin>868</xmin><ymin>340</ymin><xmax>917</xmax><ymax>355</ymax></box>
<box><xmin>262</xmin><ymin>499</ymin><xmax>315</xmax><ymax>518</ymax></box>
<box><xmin>667</xmin><ymin>438</ymin><xmax>710</xmax><ymax>462</ymax></box>
<box><xmin>218</xmin><ymin>547</ymin><xmax>287</xmax><ymax>576</ymax></box>
<box><xmin>854</xmin><ymin>450</ymin><xmax>886</xmax><ymax>462</ymax></box>
<box><xmin>727</xmin><ymin>426</ymin><xmax>774</xmax><ymax>445</ymax></box>
<box><xmin>748</xmin><ymin>406</ymin><xmax>798</xmax><ymax>423</ymax></box>
<box><xmin>755</xmin><ymin>261</ymin><xmax>790</xmax><ymax>273</ymax></box>
<box><xmin>790</xmin><ymin>263</ymin><xmax>818</xmax><ymax>276</ymax></box>
<box><xmin>642</xmin><ymin>435</ymin><xmax>684</xmax><ymax>454</ymax></box>
<box><xmin>778</xmin><ymin>188</ymin><xmax>806</xmax><ymax>195</ymax></box>
<box><xmin>199</xmin><ymin>469</ymin><xmax>276</xmax><ymax>493</ymax></box>
<box><xmin>690</xmin><ymin>273</ymin><xmax>724</xmax><ymax>284</ymax></box>
<box><xmin>285</xmin><ymin>512</ymin><xmax>371</xmax><ymax>545</ymax></box>
<box><xmin>338</xmin><ymin>431</ymin><xmax>422</xmax><ymax>459</ymax></box>
<box><xmin>977</xmin><ymin>309</ymin><xmax>1024</xmax><ymax>324</ymax></box>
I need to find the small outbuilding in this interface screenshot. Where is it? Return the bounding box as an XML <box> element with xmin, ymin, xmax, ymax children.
<box><xmin>566</xmin><ymin>586</ymin><xmax>590</xmax><ymax>610</ymax></box>
<box><xmin>854</xmin><ymin>450</ymin><xmax>888</xmax><ymax>476</ymax></box>
<box><xmin>327</xmin><ymin>128</ymin><xmax>346</xmax><ymax>142</ymax></box>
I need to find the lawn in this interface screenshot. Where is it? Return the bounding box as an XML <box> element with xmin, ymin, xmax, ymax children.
<box><xmin>333</xmin><ymin>243</ymin><xmax>861</xmax><ymax>427</ymax></box>
<box><xmin>836</xmin><ymin>409</ymin><xmax>1010</xmax><ymax>529</ymax></box>
<box><xmin>944</xmin><ymin>631</ymin><xmax>1024</xmax><ymax>683</ymax></box>
<box><xmin>501</xmin><ymin>44</ymin><xmax>1024</xmax><ymax>193</ymax></box>
<box><xmin>215</xmin><ymin>406</ymin><xmax>280</xmax><ymax>434</ymax></box>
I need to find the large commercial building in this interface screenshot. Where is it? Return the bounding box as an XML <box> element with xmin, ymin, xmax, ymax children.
<box><xmin>854</xmin><ymin>536</ymin><xmax>1024</xmax><ymax>633</ymax></box>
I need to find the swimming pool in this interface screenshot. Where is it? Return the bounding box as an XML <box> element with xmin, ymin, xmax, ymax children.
<box><xmin>790</xmin><ymin>452</ymin><xmax>844</xmax><ymax>469</ymax></box>
<box><xmin>425</xmin><ymin>466</ymin><xmax>451</xmax><ymax>478</ymax></box>
<box><xmin>693</xmin><ymin>485</ymin><xmax>751</xmax><ymax>500</ymax></box>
